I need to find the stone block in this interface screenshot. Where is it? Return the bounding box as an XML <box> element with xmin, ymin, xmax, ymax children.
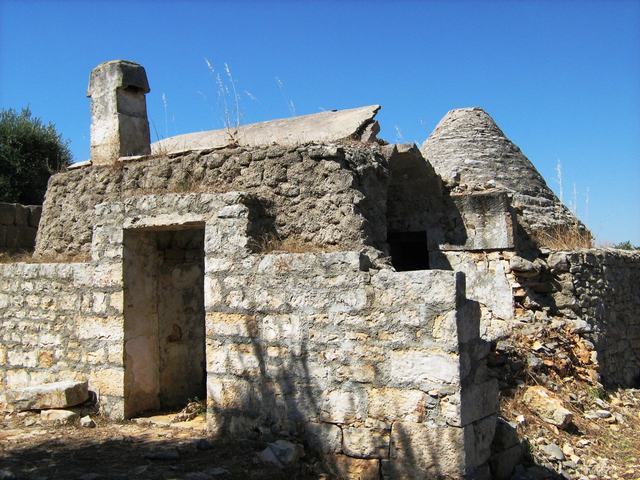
<box><xmin>447</xmin><ymin>192</ymin><xmax>515</xmax><ymax>250</ymax></box>
<box><xmin>342</xmin><ymin>425</ymin><xmax>390</xmax><ymax>459</ymax></box>
<box><xmin>326</xmin><ymin>454</ymin><xmax>380</xmax><ymax>480</ymax></box>
<box><xmin>206</xmin><ymin>312</ymin><xmax>257</xmax><ymax>337</ymax></box>
<box><xmin>522</xmin><ymin>386</ymin><xmax>573</xmax><ymax>428</ymax></box>
<box><xmin>41</xmin><ymin>409</ymin><xmax>79</xmax><ymax>424</ymax></box>
<box><xmin>90</xmin><ymin>369</ymin><xmax>123</xmax><ymax>397</ymax></box>
<box><xmin>320</xmin><ymin>389</ymin><xmax>368</xmax><ymax>424</ymax></box>
<box><xmin>0</xmin><ymin>203</ymin><xmax>15</xmax><ymax>225</ymax></box>
<box><xmin>305</xmin><ymin>422</ymin><xmax>343</xmax><ymax>454</ymax></box>
<box><xmin>387</xmin><ymin>422</ymin><xmax>465</xmax><ymax>478</ymax></box>
<box><xmin>4</xmin><ymin>225</ymin><xmax>18</xmax><ymax>248</ymax></box>
<box><xmin>206</xmin><ymin>376</ymin><xmax>255</xmax><ymax>411</ymax></box>
<box><xmin>14</xmin><ymin>204</ymin><xmax>29</xmax><ymax>226</ymax></box>
<box><xmin>386</xmin><ymin>350</ymin><xmax>459</xmax><ymax>389</ymax></box>
<box><xmin>6</xmin><ymin>380</ymin><xmax>89</xmax><ymax>411</ymax></box>
<box><xmin>464</xmin><ymin>414</ymin><xmax>496</xmax><ymax>469</ymax></box>
<box><xmin>367</xmin><ymin>388</ymin><xmax>429</xmax><ymax>422</ymax></box>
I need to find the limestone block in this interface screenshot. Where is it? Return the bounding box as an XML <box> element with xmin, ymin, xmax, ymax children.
<box><xmin>77</xmin><ymin>317</ymin><xmax>123</xmax><ymax>341</ymax></box>
<box><xmin>206</xmin><ymin>312</ymin><xmax>257</xmax><ymax>337</ymax></box>
<box><xmin>0</xmin><ymin>203</ymin><xmax>15</xmax><ymax>224</ymax></box>
<box><xmin>387</xmin><ymin>422</ymin><xmax>464</xmax><ymax>478</ymax></box>
<box><xmin>41</xmin><ymin>409</ymin><xmax>79</xmax><ymax>424</ymax></box>
<box><xmin>342</xmin><ymin>425</ymin><xmax>390</xmax><ymax>459</ymax></box>
<box><xmin>28</xmin><ymin>206</ymin><xmax>41</xmax><ymax>227</ymax></box>
<box><xmin>447</xmin><ymin>192</ymin><xmax>515</xmax><ymax>250</ymax></box>
<box><xmin>463</xmin><ymin>414</ymin><xmax>497</xmax><ymax>469</ymax></box>
<box><xmin>90</xmin><ymin>369</ymin><xmax>123</xmax><ymax>397</ymax></box>
<box><xmin>367</xmin><ymin>388</ymin><xmax>429</xmax><ymax>422</ymax></box>
<box><xmin>88</xmin><ymin>60</ymin><xmax>150</xmax><ymax>165</ymax></box>
<box><xmin>14</xmin><ymin>204</ymin><xmax>29</xmax><ymax>226</ymax></box>
<box><xmin>522</xmin><ymin>386</ymin><xmax>573</xmax><ymax>428</ymax></box>
<box><xmin>321</xmin><ymin>389</ymin><xmax>368</xmax><ymax>424</ymax></box>
<box><xmin>386</xmin><ymin>350</ymin><xmax>459</xmax><ymax>389</ymax></box>
<box><xmin>326</xmin><ymin>454</ymin><xmax>380</xmax><ymax>480</ymax></box>
<box><xmin>206</xmin><ymin>376</ymin><xmax>254</xmax><ymax>410</ymax></box>
<box><xmin>6</xmin><ymin>380</ymin><xmax>89</xmax><ymax>411</ymax></box>
<box><xmin>207</xmin><ymin>344</ymin><xmax>261</xmax><ymax>375</ymax></box>
<box><xmin>442</xmin><ymin>380</ymin><xmax>499</xmax><ymax>427</ymax></box>
<box><xmin>7</xmin><ymin>349</ymin><xmax>38</xmax><ymax>368</ymax></box>
<box><xmin>305</xmin><ymin>422</ymin><xmax>343</xmax><ymax>453</ymax></box>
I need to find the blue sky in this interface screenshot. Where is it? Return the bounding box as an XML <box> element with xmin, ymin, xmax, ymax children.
<box><xmin>1</xmin><ymin>0</ymin><xmax>639</xmax><ymax>244</ymax></box>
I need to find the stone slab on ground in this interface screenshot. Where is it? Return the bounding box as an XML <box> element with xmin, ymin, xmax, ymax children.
<box><xmin>40</xmin><ymin>409</ymin><xmax>79</xmax><ymax>424</ymax></box>
<box><xmin>6</xmin><ymin>380</ymin><xmax>89</xmax><ymax>411</ymax></box>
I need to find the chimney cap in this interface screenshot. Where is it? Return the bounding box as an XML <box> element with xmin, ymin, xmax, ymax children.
<box><xmin>87</xmin><ymin>60</ymin><xmax>150</xmax><ymax>97</ymax></box>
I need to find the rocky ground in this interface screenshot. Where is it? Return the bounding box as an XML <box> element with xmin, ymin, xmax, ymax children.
<box><xmin>0</xmin><ymin>406</ymin><xmax>319</xmax><ymax>480</ymax></box>
<box><xmin>491</xmin><ymin>317</ymin><xmax>640</xmax><ymax>480</ymax></box>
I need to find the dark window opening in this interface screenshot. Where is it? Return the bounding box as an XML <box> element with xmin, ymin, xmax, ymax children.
<box><xmin>388</xmin><ymin>231</ymin><xmax>429</xmax><ymax>271</ymax></box>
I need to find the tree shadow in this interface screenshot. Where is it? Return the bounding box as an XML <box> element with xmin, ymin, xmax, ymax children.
<box><xmin>0</xmin><ymin>426</ymin><xmax>309</xmax><ymax>479</ymax></box>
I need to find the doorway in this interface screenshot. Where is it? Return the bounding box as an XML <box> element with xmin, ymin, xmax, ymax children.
<box><xmin>123</xmin><ymin>226</ymin><xmax>206</xmax><ymax>418</ymax></box>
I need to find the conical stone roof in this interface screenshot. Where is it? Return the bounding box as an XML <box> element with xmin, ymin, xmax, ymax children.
<box><xmin>420</xmin><ymin>107</ymin><xmax>586</xmax><ymax>243</ymax></box>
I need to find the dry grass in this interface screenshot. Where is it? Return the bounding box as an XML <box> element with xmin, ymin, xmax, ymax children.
<box><xmin>532</xmin><ymin>223</ymin><xmax>593</xmax><ymax>250</ymax></box>
<box><xmin>253</xmin><ymin>233</ymin><xmax>340</xmax><ymax>254</ymax></box>
<box><xmin>496</xmin><ymin>322</ymin><xmax>640</xmax><ymax>478</ymax></box>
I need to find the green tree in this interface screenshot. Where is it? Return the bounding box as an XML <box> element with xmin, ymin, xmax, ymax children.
<box><xmin>0</xmin><ymin>108</ymin><xmax>71</xmax><ymax>205</ymax></box>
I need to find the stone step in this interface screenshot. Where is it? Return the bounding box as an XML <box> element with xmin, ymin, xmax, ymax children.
<box><xmin>6</xmin><ymin>380</ymin><xmax>89</xmax><ymax>411</ymax></box>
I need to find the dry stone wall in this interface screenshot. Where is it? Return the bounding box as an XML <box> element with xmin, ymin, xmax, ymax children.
<box><xmin>0</xmin><ymin>203</ymin><xmax>41</xmax><ymax>250</ymax></box>
<box><xmin>35</xmin><ymin>143</ymin><xmax>389</xmax><ymax>259</ymax></box>
<box><xmin>547</xmin><ymin>249</ymin><xmax>640</xmax><ymax>387</ymax></box>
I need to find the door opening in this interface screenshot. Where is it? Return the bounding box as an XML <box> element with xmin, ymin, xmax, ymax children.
<box><xmin>123</xmin><ymin>226</ymin><xmax>205</xmax><ymax>418</ymax></box>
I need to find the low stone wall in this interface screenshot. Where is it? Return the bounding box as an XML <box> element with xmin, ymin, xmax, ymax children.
<box><xmin>205</xmin><ymin>249</ymin><xmax>498</xmax><ymax>478</ymax></box>
<box><xmin>0</xmin><ymin>261</ymin><xmax>125</xmax><ymax>414</ymax></box>
<box><xmin>549</xmin><ymin>249</ymin><xmax>640</xmax><ymax>387</ymax></box>
<box><xmin>0</xmin><ymin>203</ymin><xmax>41</xmax><ymax>250</ymax></box>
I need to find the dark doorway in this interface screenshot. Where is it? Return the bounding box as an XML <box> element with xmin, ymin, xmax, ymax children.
<box><xmin>123</xmin><ymin>226</ymin><xmax>206</xmax><ymax>418</ymax></box>
<box><xmin>388</xmin><ymin>231</ymin><xmax>430</xmax><ymax>271</ymax></box>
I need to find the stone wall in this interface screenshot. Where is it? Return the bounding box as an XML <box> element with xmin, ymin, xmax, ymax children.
<box><xmin>35</xmin><ymin>143</ymin><xmax>389</xmax><ymax>258</ymax></box>
<box><xmin>205</xmin><ymin>248</ymin><xmax>498</xmax><ymax>478</ymax></box>
<box><xmin>2</xmin><ymin>190</ymin><xmax>500</xmax><ymax>478</ymax></box>
<box><xmin>0</xmin><ymin>203</ymin><xmax>41</xmax><ymax>250</ymax></box>
<box><xmin>0</xmin><ymin>261</ymin><xmax>124</xmax><ymax>415</ymax></box>
<box><xmin>545</xmin><ymin>249</ymin><xmax>640</xmax><ymax>387</ymax></box>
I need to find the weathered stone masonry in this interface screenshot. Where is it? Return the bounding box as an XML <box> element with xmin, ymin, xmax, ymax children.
<box><xmin>1</xmin><ymin>190</ymin><xmax>498</xmax><ymax>478</ymax></box>
<box><xmin>0</xmin><ymin>202</ymin><xmax>41</xmax><ymax>250</ymax></box>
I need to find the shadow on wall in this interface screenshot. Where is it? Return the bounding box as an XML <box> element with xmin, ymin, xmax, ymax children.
<box><xmin>209</xmin><ymin>333</ymin><xmax>471</xmax><ymax>478</ymax></box>
<box><xmin>386</xmin><ymin>145</ymin><xmax>467</xmax><ymax>258</ymax></box>
<box><xmin>205</xmin><ymin>277</ymin><xmax>495</xmax><ymax>479</ymax></box>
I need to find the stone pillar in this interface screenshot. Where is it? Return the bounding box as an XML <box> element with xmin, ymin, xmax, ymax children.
<box><xmin>87</xmin><ymin>60</ymin><xmax>151</xmax><ymax>165</ymax></box>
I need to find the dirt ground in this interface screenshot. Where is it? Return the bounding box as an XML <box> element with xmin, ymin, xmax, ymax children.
<box><xmin>0</xmin><ymin>411</ymin><xmax>320</xmax><ymax>480</ymax></box>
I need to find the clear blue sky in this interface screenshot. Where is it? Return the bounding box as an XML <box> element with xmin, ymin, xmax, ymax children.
<box><xmin>1</xmin><ymin>0</ymin><xmax>639</xmax><ymax>244</ymax></box>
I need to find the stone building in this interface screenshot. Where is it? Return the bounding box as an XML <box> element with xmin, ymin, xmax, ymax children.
<box><xmin>1</xmin><ymin>60</ymin><xmax>638</xmax><ymax>479</ymax></box>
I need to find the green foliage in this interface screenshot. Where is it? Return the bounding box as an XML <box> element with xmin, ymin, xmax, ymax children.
<box><xmin>613</xmin><ymin>241</ymin><xmax>639</xmax><ymax>250</ymax></box>
<box><xmin>0</xmin><ymin>107</ymin><xmax>71</xmax><ymax>204</ymax></box>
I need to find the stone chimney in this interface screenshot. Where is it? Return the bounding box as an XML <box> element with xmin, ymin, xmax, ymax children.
<box><xmin>87</xmin><ymin>60</ymin><xmax>151</xmax><ymax>165</ymax></box>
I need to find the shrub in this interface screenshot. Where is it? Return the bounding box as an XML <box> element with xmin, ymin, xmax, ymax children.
<box><xmin>613</xmin><ymin>241</ymin><xmax>639</xmax><ymax>250</ymax></box>
<box><xmin>0</xmin><ymin>108</ymin><xmax>71</xmax><ymax>204</ymax></box>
